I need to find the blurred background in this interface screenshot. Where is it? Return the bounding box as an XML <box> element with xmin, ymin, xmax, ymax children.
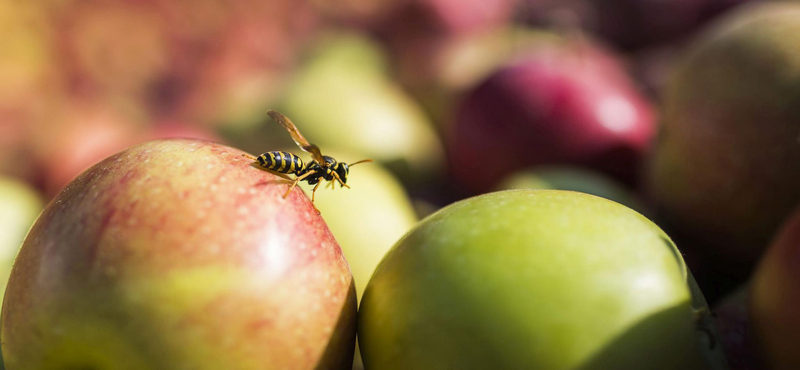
<box><xmin>4</xmin><ymin>0</ymin><xmax>799</xmax><ymax>318</ymax></box>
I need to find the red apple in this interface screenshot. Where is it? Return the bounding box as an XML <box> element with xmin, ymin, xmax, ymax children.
<box><xmin>447</xmin><ymin>37</ymin><xmax>656</xmax><ymax>193</ymax></box>
<box><xmin>750</xmin><ymin>206</ymin><xmax>800</xmax><ymax>370</ymax></box>
<box><xmin>1</xmin><ymin>139</ymin><xmax>357</xmax><ymax>369</ymax></box>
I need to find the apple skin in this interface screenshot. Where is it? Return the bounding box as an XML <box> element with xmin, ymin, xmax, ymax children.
<box><xmin>448</xmin><ymin>38</ymin><xmax>656</xmax><ymax>193</ymax></box>
<box><xmin>1</xmin><ymin>139</ymin><xmax>356</xmax><ymax>370</ymax></box>
<box><xmin>646</xmin><ymin>3</ymin><xmax>800</xmax><ymax>281</ymax></box>
<box><xmin>359</xmin><ymin>190</ymin><xmax>726</xmax><ymax>370</ymax></box>
<box><xmin>750</xmin><ymin>206</ymin><xmax>800</xmax><ymax>370</ymax></box>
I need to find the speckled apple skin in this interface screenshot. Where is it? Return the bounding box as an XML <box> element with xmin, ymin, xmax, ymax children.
<box><xmin>1</xmin><ymin>139</ymin><xmax>356</xmax><ymax>370</ymax></box>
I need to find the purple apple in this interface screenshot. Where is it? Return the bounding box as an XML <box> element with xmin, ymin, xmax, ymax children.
<box><xmin>447</xmin><ymin>37</ymin><xmax>656</xmax><ymax>193</ymax></box>
<box><xmin>1</xmin><ymin>139</ymin><xmax>357</xmax><ymax>369</ymax></box>
<box><xmin>750</xmin><ymin>206</ymin><xmax>800</xmax><ymax>370</ymax></box>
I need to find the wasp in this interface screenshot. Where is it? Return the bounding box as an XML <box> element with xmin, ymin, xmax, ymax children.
<box><xmin>243</xmin><ymin>110</ymin><xmax>371</xmax><ymax>204</ymax></box>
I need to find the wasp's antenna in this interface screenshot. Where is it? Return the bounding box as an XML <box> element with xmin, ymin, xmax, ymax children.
<box><xmin>348</xmin><ymin>159</ymin><xmax>373</xmax><ymax>167</ymax></box>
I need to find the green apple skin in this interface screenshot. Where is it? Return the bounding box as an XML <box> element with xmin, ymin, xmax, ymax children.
<box><xmin>1</xmin><ymin>139</ymin><xmax>356</xmax><ymax>370</ymax></box>
<box><xmin>0</xmin><ymin>177</ymin><xmax>44</xmax><ymax>298</ymax></box>
<box><xmin>496</xmin><ymin>166</ymin><xmax>646</xmax><ymax>214</ymax></box>
<box><xmin>277</xmin><ymin>32</ymin><xmax>444</xmax><ymax>181</ymax></box>
<box><xmin>298</xmin><ymin>150</ymin><xmax>418</xmax><ymax>302</ymax></box>
<box><xmin>647</xmin><ymin>3</ymin><xmax>800</xmax><ymax>269</ymax></box>
<box><xmin>359</xmin><ymin>190</ymin><xmax>726</xmax><ymax>370</ymax></box>
<box><xmin>750</xmin><ymin>207</ymin><xmax>800</xmax><ymax>370</ymax></box>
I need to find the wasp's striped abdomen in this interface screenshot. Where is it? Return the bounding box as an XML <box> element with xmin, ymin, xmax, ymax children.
<box><xmin>256</xmin><ymin>151</ymin><xmax>305</xmax><ymax>175</ymax></box>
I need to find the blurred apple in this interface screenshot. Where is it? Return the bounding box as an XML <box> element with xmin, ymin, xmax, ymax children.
<box><xmin>359</xmin><ymin>190</ymin><xmax>726</xmax><ymax>370</ymax></box>
<box><xmin>29</xmin><ymin>101</ymin><xmax>147</xmax><ymax>198</ymax></box>
<box><xmin>448</xmin><ymin>36</ymin><xmax>656</xmax><ymax>193</ymax></box>
<box><xmin>1</xmin><ymin>139</ymin><xmax>356</xmax><ymax>369</ymax></box>
<box><xmin>630</xmin><ymin>43</ymin><xmax>683</xmax><ymax>100</ymax></box>
<box><xmin>55</xmin><ymin>1</ymin><xmax>169</xmax><ymax>102</ymax></box>
<box><xmin>0</xmin><ymin>0</ymin><xmax>57</xmax><ymax>182</ymax></box>
<box><xmin>297</xmin><ymin>150</ymin><xmax>418</xmax><ymax>370</ymax></box>
<box><xmin>713</xmin><ymin>286</ymin><xmax>764</xmax><ymax>370</ymax></box>
<box><xmin>646</xmin><ymin>3</ymin><xmax>800</xmax><ymax>282</ymax></box>
<box><xmin>410</xmin><ymin>0</ymin><xmax>515</xmax><ymax>35</ymax></box>
<box><xmin>277</xmin><ymin>32</ymin><xmax>444</xmax><ymax>181</ymax></box>
<box><xmin>496</xmin><ymin>166</ymin><xmax>646</xmax><ymax>213</ymax></box>
<box><xmin>590</xmin><ymin>0</ymin><xmax>708</xmax><ymax>50</ymax></box>
<box><xmin>160</xmin><ymin>0</ymin><xmax>319</xmax><ymax>130</ymax></box>
<box><xmin>308</xmin><ymin>0</ymin><xmax>406</xmax><ymax>25</ymax></box>
<box><xmin>750</xmin><ymin>206</ymin><xmax>800</xmax><ymax>370</ymax></box>
<box><xmin>395</xmin><ymin>26</ymin><xmax>556</xmax><ymax>127</ymax></box>
<box><xmin>520</xmin><ymin>0</ymin><xmax>758</xmax><ymax>50</ymax></box>
<box><xmin>0</xmin><ymin>177</ymin><xmax>44</xmax><ymax>298</ymax></box>
<box><xmin>298</xmin><ymin>149</ymin><xmax>418</xmax><ymax>301</ymax></box>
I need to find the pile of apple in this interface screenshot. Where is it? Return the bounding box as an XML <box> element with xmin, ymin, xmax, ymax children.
<box><xmin>0</xmin><ymin>0</ymin><xmax>799</xmax><ymax>369</ymax></box>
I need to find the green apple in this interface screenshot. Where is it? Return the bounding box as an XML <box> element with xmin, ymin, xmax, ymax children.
<box><xmin>359</xmin><ymin>190</ymin><xmax>726</xmax><ymax>370</ymax></box>
<box><xmin>496</xmin><ymin>166</ymin><xmax>646</xmax><ymax>214</ymax></box>
<box><xmin>277</xmin><ymin>32</ymin><xmax>444</xmax><ymax>181</ymax></box>
<box><xmin>750</xmin><ymin>206</ymin><xmax>800</xmax><ymax>370</ymax></box>
<box><xmin>0</xmin><ymin>177</ymin><xmax>44</xmax><ymax>298</ymax></box>
<box><xmin>1</xmin><ymin>139</ymin><xmax>357</xmax><ymax>370</ymax></box>
<box><xmin>647</xmin><ymin>3</ymin><xmax>800</xmax><ymax>273</ymax></box>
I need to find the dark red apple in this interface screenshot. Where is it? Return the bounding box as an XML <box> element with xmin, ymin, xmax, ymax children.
<box><xmin>1</xmin><ymin>139</ymin><xmax>357</xmax><ymax>369</ymax></box>
<box><xmin>713</xmin><ymin>287</ymin><xmax>764</xmax><ymax>370</ymax></box>
<box><xmin>447</xmin><ymin>37</ymin><xmax>656</xmax><ymax>193</ymax></box>
<box><xmin>646</xmin><ymin>3</ymin><xmax>800</xmax><ymax>286</ymax></box>
<box><xmin>520</xmin><ymin>0</ymin><xmax>760</xmax><ymax>50</ymax></box>
<box><xmin>750</xmin><ymin>206</ymin><xmax>800</xmax><ymax>370</ymax></box>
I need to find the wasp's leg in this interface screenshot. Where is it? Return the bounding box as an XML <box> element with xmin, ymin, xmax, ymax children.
<box><xmin>283</xmin><ymin>170</ymin><xmax>316</xmax><ymax>199</ymax></box>
<box><xmin>327</xmin><ymin>180</ymin><xmax>335</xmax><ymax>190</ymax></box>
<box><xmin>241</xmin><ymin>153</ymin><xmax>257</xmax><ymax>160</ymax></box>
<box><xmin>331</xmin><ymin>171</ymin><xmax>350</xmax><ymax>189</ymax></box>
<box><xmin>311</xmin><ymin>181</ymin><xmax>322</xmax><ymax>203</ymax></box>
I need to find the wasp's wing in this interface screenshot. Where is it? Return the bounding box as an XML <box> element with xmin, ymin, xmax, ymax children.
<box><xmin>268</xmin><ymin>110</ymin><xmax>326</xmax><ymax>165</ymax></box>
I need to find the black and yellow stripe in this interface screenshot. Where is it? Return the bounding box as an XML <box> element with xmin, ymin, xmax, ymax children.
<box><xmin>256</xmin><ymin>151</ymin><xmax>305</xmax><ymax>175</ymax></box>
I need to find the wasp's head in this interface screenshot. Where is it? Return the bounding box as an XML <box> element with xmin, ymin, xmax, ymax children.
<box><xmin>335</xmin><ymin>162</ymin><xmax>349</xmax><ymax>185</ymax></box>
